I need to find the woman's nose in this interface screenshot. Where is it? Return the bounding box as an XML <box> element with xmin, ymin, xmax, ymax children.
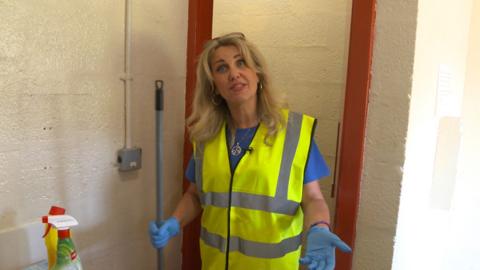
<box><xmin>229</xmin><ymin>67</ymin><xmax>240</xmax><ymax>80</ymax></box>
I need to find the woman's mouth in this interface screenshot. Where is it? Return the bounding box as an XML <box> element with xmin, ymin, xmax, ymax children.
<box><xmin>230</xmin><ymin>82</ymin><xmax>246</xmax><ymax>91</ymax></box>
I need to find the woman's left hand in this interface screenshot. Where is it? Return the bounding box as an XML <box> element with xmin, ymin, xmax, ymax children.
<box><xmin>299</xmin><ymin>226</ymin><xmax>351</xmax><ymax>270</ymax></box>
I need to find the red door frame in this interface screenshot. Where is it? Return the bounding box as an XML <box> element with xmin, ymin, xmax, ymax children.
<box><xmin>182</xmin><ymin>1</ymin><xmax>376</xmax><ymax>269</ymax></box>
<box><xmin>334</xmin><ymin>1</ymin><xmax>376</xmax><ymax>269</ymax></box>
<box><xmin>181</xmin><ymin>1</ymin><xmax>213</xmax><ymax>269</ymax></box>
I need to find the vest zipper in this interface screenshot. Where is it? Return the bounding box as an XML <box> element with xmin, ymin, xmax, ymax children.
<box><xmin>224</xmin><ymin>125</ymin><xmax>259</xmax><ymax>270</ymax></box>
<box><xmin>225</xmin><ymin>174</ymin><xmax>234</xmax><ymax>270</ymax></box>
<box><xmin>225</xmin><ymin>152</ymin><xmax>249</xmax><ymax>270</ymax></box>
<box><xmin>225</xmin><ymin>130</ymin><xmax>240</xmax><ymax>270</ymax></box>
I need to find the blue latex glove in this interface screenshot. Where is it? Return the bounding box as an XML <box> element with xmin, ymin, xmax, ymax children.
<box><xmin>299</xmin><ymin>226</ymin><xmax>352</xmax><ymax>270</ymax></box>
<box><xmin>149</xmin><ymin>217</ymin><xmax>180</xmax><ymax>249</ymax></box>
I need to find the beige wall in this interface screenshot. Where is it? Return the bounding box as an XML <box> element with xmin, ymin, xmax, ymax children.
<box><xmin>213</xmin><ymin>0</ymin><xmax>352</xmax><ymax>212</ymax></box>
<box><xmin>0</xmin><ymin>1</ymin><xmax>187</xmax><ymax>269</ymax></box>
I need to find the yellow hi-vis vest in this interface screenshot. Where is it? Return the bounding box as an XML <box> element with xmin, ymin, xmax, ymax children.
<box><xmin>193</xmin><ymin>110</ymin><xmax>316</xmax><ymax>270</ymax></box>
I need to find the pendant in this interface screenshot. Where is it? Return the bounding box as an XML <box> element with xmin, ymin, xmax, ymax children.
<box><xmin>231</xmin><ymin>142</ymin><xmax>242</xmax><ymax>156</ymax></box>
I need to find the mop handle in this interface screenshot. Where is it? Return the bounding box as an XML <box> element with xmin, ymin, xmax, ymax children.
<box><xmin>155</xmin><ymin>80</ymin><xmax>165</xmax><ymax>270</ymax></box>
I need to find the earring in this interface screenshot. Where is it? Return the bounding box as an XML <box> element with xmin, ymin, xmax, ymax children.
<box><xmin>258</xmin><ymin>82</ymin><xmax>264</xmax><ymax>91</ymax></box>
<box><xmin>211</xmin><ymin>93</ymin><xmax>222</xmax><ymax>106</ymax></box>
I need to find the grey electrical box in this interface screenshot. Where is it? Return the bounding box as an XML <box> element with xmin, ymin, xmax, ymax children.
<box><xmin>117</xmin><ymin>147</ymin><xmax>142</xmax><ymax>171</ymax></box>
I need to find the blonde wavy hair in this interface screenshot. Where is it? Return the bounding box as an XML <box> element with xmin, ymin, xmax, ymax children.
<box><xmin>186</xmin><ymin>32</ymin><xmax>286</xmax><ymax>144</ymax></box>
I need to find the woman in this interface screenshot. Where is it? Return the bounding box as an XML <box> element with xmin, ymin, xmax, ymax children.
<box><xmin>149</xmin><ymin>32</ymin><xmax>351</xmax><ymax>270</ymax></box>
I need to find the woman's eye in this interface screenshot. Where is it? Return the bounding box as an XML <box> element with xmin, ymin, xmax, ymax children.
<box><xmin>216</xmin><ymin>65</ymin><xmax>227</xmax><ymax>73</ymax></box>
<box><xmin>237</xmin><ymin>59</ymin><xmax>246</xmax><ymax>67</ymax></box>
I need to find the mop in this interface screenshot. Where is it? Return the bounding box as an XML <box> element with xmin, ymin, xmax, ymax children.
<box><xmin>155</xmin><ymin>80</ymin><xmax>165</xmax><ymax>270</ymax></box>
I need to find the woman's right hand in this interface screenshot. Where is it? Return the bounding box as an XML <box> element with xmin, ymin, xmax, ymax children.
<box><xmin>148</xmin><ymin>217</ymin><xmax>180</xmax><ymax>249</ymax></box>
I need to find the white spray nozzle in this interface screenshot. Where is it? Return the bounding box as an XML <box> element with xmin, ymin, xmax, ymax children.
<box><xmin>42</xmin><ymin>215</ymin><xmax>78</xmax><ymax>230</ymax></box>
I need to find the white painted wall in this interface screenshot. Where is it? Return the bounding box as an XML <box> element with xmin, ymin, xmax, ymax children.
<box><xmin>212</xmin><ymin>0</ymin><xmax>352</xmax><ymax>213</ymax></box>
<box><xmin>0</xmin><ymin>1</ymin><xmax>187</xmax><ymax>269</ymax></box>
<box><xmin>355</xmin><ymin>0</ymin><xmax>479</xmax><ymax>269</ymax></box>
<box><xmin>393</xmin><ymin>0</ymin><xmax>480</xmax><ymax>269</ymax></box>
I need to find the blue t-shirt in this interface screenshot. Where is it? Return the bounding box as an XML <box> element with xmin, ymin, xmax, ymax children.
<box><xmin>185</xmin><ymin>126</ymin><xmax>330</xmax><ymax>184</ymax></box>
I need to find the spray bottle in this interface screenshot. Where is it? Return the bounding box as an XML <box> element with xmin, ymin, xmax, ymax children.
<box><xmin>42</xmin><ymin>215</ymin><xmax>83</xmax><ymax>270</ymax></box>
<box><xmin>43</xmin><ymin>206</ymin><xmax>66</xmax><ymax>269</ymax></box>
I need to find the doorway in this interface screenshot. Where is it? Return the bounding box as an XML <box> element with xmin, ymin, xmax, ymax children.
<box><xmin>182</xmin><ymin>1</ymin><xmax>375</xmax><ymax>269</ymax></box>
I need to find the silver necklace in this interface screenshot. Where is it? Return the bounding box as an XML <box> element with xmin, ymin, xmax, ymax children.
<box><xmin>230</xmin><ymin>128</ymin><xmax>253</xmax><ymax>156</ymax></box>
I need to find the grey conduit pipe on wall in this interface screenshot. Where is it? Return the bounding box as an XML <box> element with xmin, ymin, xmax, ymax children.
<box><xmin>123</xmin><ymin>0</ymin><xmax>133</xmax><ymax>148</ymax></box>
<box><xmin>155</xmin><ymin>80</ymin><xmax>165</xmax><ymax>270</ymax></box>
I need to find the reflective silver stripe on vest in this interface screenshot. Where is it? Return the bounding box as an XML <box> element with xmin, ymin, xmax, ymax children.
<box><xmin>275</xmin><ymin>111</ymin><xmax>303</xmax><ymax>199</ymax></box>
<box><xmin>201</xmin><ymin>227</ymin><xmax>302</xmax><ymax>259</ymax></box>
<box><xmin>200</xmin><ymin>191</ymin><xmax>299</xmax><ymax>215</ymax></box>
<box><xmin>197</xmin><ymin>111</ymin><xmax>303</xmax><ymax>213</ymax></box>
